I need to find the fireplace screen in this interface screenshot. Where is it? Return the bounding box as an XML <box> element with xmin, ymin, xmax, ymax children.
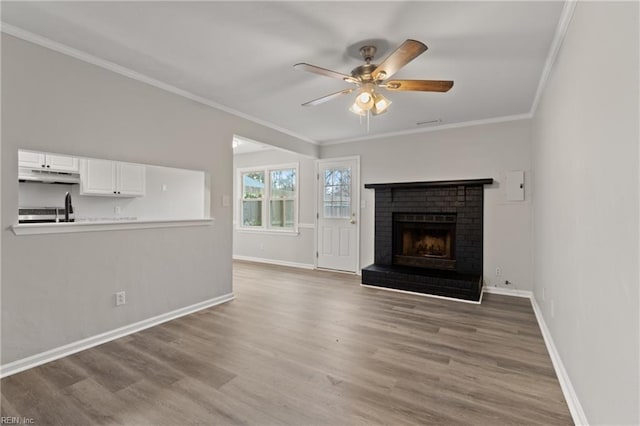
<box><xmin>402</xmin><ymin>228</ymin><xmax>452</xmax><ymax>258</ymax></box>
<box><xmin>393</xmin><ymin>213</ymin><xmax>457</xmax><ymax>270</ymax></box>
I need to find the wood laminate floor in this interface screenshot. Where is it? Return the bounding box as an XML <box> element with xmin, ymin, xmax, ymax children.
<box><xmin>1</xmin><ymin>261</ymin><xmax>573</xmax><ymax>425</ymax></box>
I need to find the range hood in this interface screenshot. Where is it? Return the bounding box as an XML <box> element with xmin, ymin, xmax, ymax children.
<box><xmin>19</xmin><ymin>167</ymin><xmax>80</xmax><ymax>184</ymax></box>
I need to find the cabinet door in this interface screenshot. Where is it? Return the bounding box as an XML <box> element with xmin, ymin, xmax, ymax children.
<box><xmin>117</xmin><ymin>163</ymin><xmax>146</xmax><ymax>197</ymax></box>
<box><xmin>80</xmin><ymin>159</ymin><xmax>116</xmax><ymax>196</ymax></box>
<box><xmin>46</xmin><ymin>154</ymin><xmax>79</xmax><ymax>173</ymax></box>
<box><xmin>18</xmin><ymin>151</ymin><xmax>46</xmax><ymax>169</ymax></box>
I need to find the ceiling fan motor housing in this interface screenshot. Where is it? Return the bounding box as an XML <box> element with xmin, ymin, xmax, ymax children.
<box><xmin>351</xmin><ymin>63</ymin><xmax>377</xmax><ymax>82</ymax></box>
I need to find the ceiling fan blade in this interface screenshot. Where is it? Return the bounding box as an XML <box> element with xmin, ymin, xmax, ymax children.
<box><xmin>372</xmin><ymin>39</ymin><xmax>428</xmax><ymax>81</ymax></box>
<box><xmin>302</xmin><ymin>88</ymin><xmax>355</xmax><ymax>107</ymax></box>
<box><xmin>384</xmin><ymin>80</ymin><xmax>454</xmax><ymax>92</ymax></box>
<box><xmin>294</xmin><ymin>63</ymin><xmax>357</xmax><ymax>83</ymax></box>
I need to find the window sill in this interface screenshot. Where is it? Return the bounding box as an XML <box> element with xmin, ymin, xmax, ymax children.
<box><xmin>11</xmin><ymin>218</ymin><xmax>214</xmax><ymax>236</ymax></box>
<box><xmin>236</xmin><ymin>227</ymin><xmax>300</xmax><ymax>236</ymax></box>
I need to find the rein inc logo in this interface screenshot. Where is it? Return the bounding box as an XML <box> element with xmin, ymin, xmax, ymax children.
<box><xmin>1</xmin><ymin>418</ymin><xmax>34</xmax><ymax>425</ymax></box>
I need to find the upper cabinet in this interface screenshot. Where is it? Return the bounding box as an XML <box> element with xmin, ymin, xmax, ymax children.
<box><xmin>19</xmin><ymin>151</ymin><xmax>79</xmax><ymax>173</ymax></box>
<box><xmin>80</xmin><ymin>159</ymin><xmax>145</xmax><ymax>197</ymax></box>
<box><xmin>116</xmin><ymin>162</ymin><xmax>146</xmax><ymax>196</ymax></box>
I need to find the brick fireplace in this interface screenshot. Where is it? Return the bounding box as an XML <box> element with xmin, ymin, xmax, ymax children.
<box><xmin>362</xmin><ymin>179</ymin><xmax>493</xmax><ymax>302</ymax></box>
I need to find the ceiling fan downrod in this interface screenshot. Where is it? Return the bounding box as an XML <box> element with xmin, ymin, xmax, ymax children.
<box><xmin>359</xmin><ymin>45</ymin><xmax>377</xmax><ymax>64</ymax></box>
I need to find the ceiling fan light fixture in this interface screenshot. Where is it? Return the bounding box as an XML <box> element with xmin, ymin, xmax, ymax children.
<box><xmin>355</xmin><ymin>93</ymin><xmax>374</xmax><ymax>111</ymax></box>
<box><xmin>349</xmin><ymin>102</ymin><xmax>367</xmax><ymax>116</ymax></box>
<box><xmin>372</xmin><ymin>92</ymin><xmax>391</xmax><ymax>114</ymax></box>
<box><xmin>354</xmin><ymin>83</ymin><xmax>376</xmax><ymax>111</ymax></box>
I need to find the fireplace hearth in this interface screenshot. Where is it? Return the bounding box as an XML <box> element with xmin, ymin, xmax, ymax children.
<box><xmin>362</xmin><ymin>179</ymin><xmax>493</xmax><ymax>302</ymax></box>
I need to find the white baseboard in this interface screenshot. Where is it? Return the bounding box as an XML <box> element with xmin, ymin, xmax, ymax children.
<box><xmin>233</xmin><ymin>255</ymin><xmax>315</xmax><ymax>270</ymax></box>
<box><xmin>530</xmin><ymin>297</ymin><xmax>589</xmax><ymax>425</ymax></box>
<box><xmin>0</xmin><ymin>292</ymin><xmax>235</xmax><ymax>379</ymax></box>
<box><xmin>483</xmin><ymin>285</ymin><xmax>533</xmax><ymax>298</ymax></box>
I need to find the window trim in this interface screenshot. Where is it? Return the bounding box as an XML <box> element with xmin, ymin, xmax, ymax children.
<box><xmin>237</xmin><ymin>162</ymin><xmax>299</xmax><ymax>234</ymax></box>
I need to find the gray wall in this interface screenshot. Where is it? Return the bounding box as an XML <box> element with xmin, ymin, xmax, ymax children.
<box><xmin>321</xmin><ymin>119</ymin><xmax>533</xmax><ymax>291</ymax></box>
<box><xmin>1</xmin><ymin>35</ymin><xmax>313</xmax><ymax>364</ymax></box>
<box><xmin>233</xmin><ymin>149</ymin><xmax>316</xmax><ymax>267</ymax></box>
<box><xmin>531</xmin><ymin>2</ymin><xmax>639</xmax><ymax>424</ymax></box>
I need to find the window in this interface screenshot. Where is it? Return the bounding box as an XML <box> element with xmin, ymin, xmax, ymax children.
<box><xmin>239</xmin><ymin>164</ymin><xmax>298</xmax><ymax>231</ymax></box>
<box><xmin>241</xmin><ymin>171</ymin><xmax>264</xmax><ymax>227</ymax></box>
<box><xmin>323</xmin><ymin>167</ymin><xmax>351</xmax><ymax>218</ymax></box>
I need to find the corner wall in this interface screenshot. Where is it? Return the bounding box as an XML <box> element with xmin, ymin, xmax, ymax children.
<box><xmin>321</xmin><ymin>119</ymin><xmax>533</xmax><ymax>291</ymax></box>
<box><xmin>531</xmin><ymin>2</ymin><xmax>639</xmax><ymax>424</ymax></box>
<box><xmin>1</xmin><ymin>34</ymin><xmax>313</xmax><ymax>364</ymax></box>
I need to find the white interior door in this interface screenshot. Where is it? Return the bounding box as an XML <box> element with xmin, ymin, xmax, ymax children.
<box><xmin>317</xmin><ymin>158</ymin><xmax>359</xmax><ymax>273</ymax></box>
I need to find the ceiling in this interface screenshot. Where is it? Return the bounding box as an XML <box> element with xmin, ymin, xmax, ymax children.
<box><xmin>1</xmin><ymin>1</ymin><xmax>565</xmax><ymax>144</ymax></box>
<box><xmin>232</xmin><ymin>136</ymin><xmax>276</xmax><ymax>155</ymax></box>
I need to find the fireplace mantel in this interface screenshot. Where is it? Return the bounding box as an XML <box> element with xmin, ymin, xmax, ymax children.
<box><xmin>364</xmin><ymin>178</ymin><xmax>493</xmax><ymax>190</ymax></box>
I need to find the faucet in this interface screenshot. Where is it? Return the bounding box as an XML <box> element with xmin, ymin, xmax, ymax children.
<box><xmin>64</xmin><ymin>192</ymin><xmax>73</xmax><ymax>222</ymax></box>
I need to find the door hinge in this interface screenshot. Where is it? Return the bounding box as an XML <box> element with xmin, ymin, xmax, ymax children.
<box><xmin>316</xmin><ymin>251</ymin><xmax>319</xmax><ymax>258</ymax></box>
<box><xmin>317</xmin><ymin>212</ymin><xmax>319</xmax><ymax>219</ymax></box>
<box><xmin>317</xmin><ymin>173</ymin><xmax>320</xmax><ymax>180</ymax></box>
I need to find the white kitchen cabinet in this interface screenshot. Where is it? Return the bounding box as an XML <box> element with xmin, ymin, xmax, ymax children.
<box><xmin>18</xmin><ymin>151</ymin><xmax>45</xmax><ymax>169</ymax></box>
<box><xmin>80</xmin><ymin>159</ymin><xmax>145</xmax><ymax>197</ymax></box>
<box><xmin>117</xmin><ymin>162</ymin><xmax>145</xmax><ymax>196</ymax></box>
<box><xmin>80</xmin><ymin>158</ymin><xmax>116</xmax><ymax>196</ymax></box>
<box><xmin>19</xmin><ymin>150</ymin><xmax>79</xmax><ymax>173</ymax></box>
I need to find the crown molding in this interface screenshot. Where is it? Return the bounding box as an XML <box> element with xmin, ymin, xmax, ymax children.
<box><xmin>0</xmin><ymin>22</ymin><xmax>318</xmax><ymax>146</ymax></box>
<box><xmin>319</xmin><ymin>113</ymin><xmax>532</xmax><ymax>146</ymax></box>
<box><xmin>529</xmin><ymin>0</ymin><xmax>578</xmax><ymax>115</ymax></box>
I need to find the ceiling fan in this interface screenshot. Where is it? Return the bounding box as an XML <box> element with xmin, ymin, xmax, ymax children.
<box><xmin>294</xmin><ymin>39</ymin><xmax>453</xmax><ymax>117</ymax></box>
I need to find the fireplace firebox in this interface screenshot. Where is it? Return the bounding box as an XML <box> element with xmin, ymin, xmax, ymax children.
<box><xmin>362</xmin><ymin>179</ymin><xmax>493</xmax><ymax>302</ymax></box>
<box><xmin>393</xmin><ymin>213</ymin><xmax>456</xmax><ymax>270</ymax></box>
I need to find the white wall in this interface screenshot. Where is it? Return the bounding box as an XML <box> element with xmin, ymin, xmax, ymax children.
<box><xmin>233</xmin><ymin>149</ymin><xmax>316</xmax><ymax>268</ymax></box>
<box><xmin>321</xmin><ymin>119</ymin><xmax>532</xmax><ymax>290</ymax></box>
<box><xmin>19</xmin><ymin>162</ymin><xmax>206</xmax><ymax>220</ymax></box>
<box><xmin>531</xmin><ymin>2</ymin><xmax>639</xmax><ymax>424</ymax></box>
<box><xmin>1</xmin><ymin>34</ymin><xmax>314</xmax><ymax>364</ymax></box>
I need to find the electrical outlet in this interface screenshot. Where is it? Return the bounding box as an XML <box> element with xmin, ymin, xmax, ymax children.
<box><xmin>114</xmin><ymin>206</ymin><xmax>121</xmax><ymax>215</ymax></box>
<box><xmin>115</xmin><ymin>291</ymin><xmax>126</xmax><ymax>306</ymax></box>
<box><xmin>495</xmin><ymin>267</ymin><xmax>502</xmax><ymax>276</ymax></box>
<box><xmin>260</xmin><ymin>243</ymin><xmax>264</xmax><ymax>251</ymax></box>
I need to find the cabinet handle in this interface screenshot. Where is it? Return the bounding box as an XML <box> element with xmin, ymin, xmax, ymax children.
<box><xmin>46</xmin><ymin>165</ymin><xmax>50</xmax><ymax>168</ymax></box>
<box><xmin>117</xmin><ymin>191</ymin><xmax>121</xmax><ymax>194</ymax></box>
<box><xmin>113</xmin><ymin>191</ymin><xmax>117</xmax><ymax>194</ymax></box>
<box><xmin>41</xmin><ymin>164</ymin><xmax>45</xmax><ymax>168</ymax></box>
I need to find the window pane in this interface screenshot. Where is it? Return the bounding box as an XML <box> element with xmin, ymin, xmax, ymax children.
<box><xmin>270</xmin><ymin>200</ymin><xmax>294</xmax><ymax>228</ymax></box>
<box><xmin>271</xmin><ymin>169</ymin><xmax>296</xmax><ymax>198</ymax></box>
<box><xmin>269</xmin><ymin>168</ymin><xmax>296</xmax><ymax>229</ymax></box>
<box><xmin>323</xmin><ymin>167</ymin><xmax>351</xmax><ymax>218</ymax></box>
<box><xmin>325</xmin><ymin>169</ymin><xmax>334</xmax><ymax>186</ymax></box>
<box><xmin>242</xmin><ymin>172</ymin><xmax>264</xmax><ymax>199</ymax></box>
<box><xmin>242</xmin><ymin>200</ymin><xmax>262</xmax><ymax>226</ymax></box>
